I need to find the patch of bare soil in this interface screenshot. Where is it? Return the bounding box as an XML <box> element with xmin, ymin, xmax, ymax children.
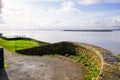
<box><xmin>4</xmin><ymin>50</ymin><xmax>84</xmax><ymax>80</ymax></box>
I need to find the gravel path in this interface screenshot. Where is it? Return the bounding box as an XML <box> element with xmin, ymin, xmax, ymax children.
<box><xmin>4</xmin><ymin>50</ymin><xmax>84</xmax><ymax>80</ymax></box>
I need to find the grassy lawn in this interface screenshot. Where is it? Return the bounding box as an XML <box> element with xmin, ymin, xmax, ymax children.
<box><xmin>0</xmin><ymin>38</ymin><xmax>41</xmax><ymax>52</ymax></box>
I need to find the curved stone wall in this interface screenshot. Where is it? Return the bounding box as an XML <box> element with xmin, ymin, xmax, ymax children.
<box><xmin>16</xmin><ymin>41</ymin><xmax>120</xmax><ymax>80</ymax></box>
<box><xmin>70</xmin><ymin>42</ymin><xmax>120</xmax><ymax>80</ymax></box>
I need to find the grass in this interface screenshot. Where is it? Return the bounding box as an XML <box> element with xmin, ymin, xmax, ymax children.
<box><xmin>4</xmin><ymin>63</ymin><xmax>8</xmax><ymax>69</ymax></box>
<box><xmin>118</xmin><ymin>55</ymin><xmax>120</xmax><ymax>58</ymax></box>
<box><xmin>0</xmin><ymin>38</ymin><xmax>41</xmax><ymax>52</ymax></box>
<box><xmin>73</xmin><ymin>54</ymin><xmax>100</xmax><ymax>80</ymax></box>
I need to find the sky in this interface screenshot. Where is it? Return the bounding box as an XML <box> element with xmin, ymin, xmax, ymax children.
<box><xmin>0</xmin><ymin>0</ymin><xmax>120</xmax><ymax>29</ymax></box>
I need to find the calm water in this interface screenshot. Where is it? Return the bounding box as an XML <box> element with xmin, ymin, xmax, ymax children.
<box><xmin>0</xmin><ymin>30</ymin><xmax>120</xmax><ymax>55</ymax></box>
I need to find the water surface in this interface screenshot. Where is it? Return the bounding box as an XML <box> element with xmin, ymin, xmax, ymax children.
<box><xmin>0</xmin><ymin>30</ymin><xmax>120</xmax><ymax>55</ymax></box>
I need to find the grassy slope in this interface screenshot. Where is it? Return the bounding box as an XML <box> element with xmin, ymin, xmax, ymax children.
<box><xmin>0</xmin><ymin>38</ymin><xmax>41</xmax><ymax>52</ymax></box>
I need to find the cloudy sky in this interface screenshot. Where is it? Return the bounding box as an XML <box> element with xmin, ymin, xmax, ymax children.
<box><xmin>0</xmin><ymin>0</ymin><xmax>120</xmax><ymax>29</ymax></box>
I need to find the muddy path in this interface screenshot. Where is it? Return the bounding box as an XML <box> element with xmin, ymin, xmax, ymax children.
<box><xmin>4</xmin><ymin>50</ymin><xmax>84</xmax><ymax>80</ymax></box>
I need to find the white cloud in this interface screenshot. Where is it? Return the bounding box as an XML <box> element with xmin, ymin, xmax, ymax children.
<box><xmin>83</xmin><ymin>15</ymin><xmax>120</xmax><ymax>28</ymax></box>
<box><xmin>79</xmin><ymin>0</ymin><xmax>120</xmax><ymax>5</ymax></box>
<box><xmin>26</xmin><ymin>0</ymin><xmax>63</xmax><ymax>1</ymax></box>
<box><xmin>1</xmin><ymin>0</ymin><xmax>38</xmax><ymax>29</ymax></box>
<box><xmin>1</xmin><ymin>0</ymin><xmax>120</xmax><ymax>30</ymax></box>
<box><xmin>111</xmin><ymin>16</ymin><xmax>120</xmax><ymax>26</ymax></box>
<box><xmin>46</xmin><ymin>1</ymin><xmax>83</xmax><ymax>28</ymax></box>
<box><xmin>79</xmin><ymin>0</ymin><xmax>100</xmax><ymax>5</ymax></box>
<box><xmin>48</xmin><ymin>1</ymin><xmax>81</xmax><ymax>14</ymax></box>
<box><xmin>3</xmin><ymin>0</ymin><xmax>63</xmax><ymax>2</ymax></box>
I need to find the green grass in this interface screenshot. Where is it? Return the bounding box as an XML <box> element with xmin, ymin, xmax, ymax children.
<box><xmin>118</xmin><ymin>55</ymin><xmax>120</xmax><ymax>58</ymax></box>
<box><xmin>0</xmin><ymin>38</ymin><xmax>41</xmax><ymax>52</ymax></box>
<box><xmin>73</xmin><ymin>55</ymin><xmax>100</xmax><ymax>80</ymax></box>
<box><xmin>4</xmin><ymin>63</ymin><xmax>8</xmax><ymax>69</ymax></box>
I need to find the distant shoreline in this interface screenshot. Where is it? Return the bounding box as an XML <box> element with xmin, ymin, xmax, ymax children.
<box><xmin>63</xmin><ymin>29</ymin><xmax>113</xmax><ymax>32</ymax></box>
<box><xmin>0</xmin><ymin>29</ymin><xmax>120</xmax><ymax>32</ymax></box>
<box><xmin>63</xmin><ymin>29</ymin><xmax>120</xmax><ymax>32</ymax></box>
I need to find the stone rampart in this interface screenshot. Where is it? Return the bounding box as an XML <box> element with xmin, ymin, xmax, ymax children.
<box><xmin>71</xmin><ymin>42</ymin><xmax>120</xmax><ymax>80</ymax></box>
<box><xmin>16</xmin><ymin>41</ymin><xmax>120</xmax><ymax>80</ymax></box>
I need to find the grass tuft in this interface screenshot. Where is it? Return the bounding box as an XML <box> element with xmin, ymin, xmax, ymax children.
<box><xmin>4</xmin><ymin>63</ymin><xmax>8</xmax><ymax>69</ymax></box>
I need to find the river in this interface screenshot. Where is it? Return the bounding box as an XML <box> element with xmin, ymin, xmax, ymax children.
<box><xmin>0</xmin><ymin>30</ymin><xmax>120</xmax><ymax>55</ymax></box>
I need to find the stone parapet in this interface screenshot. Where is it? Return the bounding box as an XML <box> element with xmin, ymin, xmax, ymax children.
<box><xmin>70</xmin><ymin>42</ymin><xmax>120</xmax><ymax>80</ymax></box>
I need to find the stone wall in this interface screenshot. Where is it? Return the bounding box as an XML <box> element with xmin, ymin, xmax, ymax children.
<box><xmin>71</xmin><ymin>42</ymin><xmax>120</xmax><ymax>80</ymax></box>
<box><xmin>0</xmin><ymin>47</ymin><xmax>4</xmax><ymax>68</ymax></box>
<box><xmin>16</xmin><ymin>41</ymin><xmax>120</xmax><ymax>80</ymax></box>
<box><xmin>1</xmin><ymin>36</ymin><xmax>31</xmax><ymax>40</ymax></box>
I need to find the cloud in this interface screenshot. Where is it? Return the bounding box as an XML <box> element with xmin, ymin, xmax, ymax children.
<box><xmin>12</xmin><ymin>0</ymin><xmax>64</xmax><ymax>2</ymax></box>
<box><xmin>46</xmin><ymin>1</ymin><xmax>82</xmax><ymax>28</ymax></box>
<box><xmin>84</xmin><ymin>15</ymin><xmax>120</xmax><ymax>28</ymax></box>
<box><xmin>26</xmin><ymin>0</ymin><xmax>63</xmax><ymax>1</ymax></box>
<box><xmin>78</xmin><ymin>0</ymin><xmax>120</xmax><ymax>5</ymax></box>
<box><xmin>1</xmin><ymin>0</ymin><xmax>120</xmax><ymax>30</ymax></box>
<box><xmin>79</xmin><ymin>0</ymin><xmax>100</xmax><ymax>5</ymax></box>
<box><xmin>110</xmin><ymin>16</ymin><xmax>120</xmax><ymax>26</ymax></box>
<box><xmin>1</xmin><ymin>0</ymin><xmax>36</xmax><ymax>29</ymax></box>
<box><xmin>48</xmin><ymin>1</ymin><xmax>81</xmax><ymax>14</ymax></box>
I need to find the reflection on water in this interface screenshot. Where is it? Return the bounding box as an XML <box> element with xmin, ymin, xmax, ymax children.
<box><xmin>0</xmin><ymin>30</ymin><xmax>120</xmax><ymax>55</ymax></box>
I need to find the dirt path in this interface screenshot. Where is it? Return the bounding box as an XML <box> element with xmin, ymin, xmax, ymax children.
<box><xmin>4</xmin><ymin>50</ymin><xmax>84</xmax><ymax>80</ymax></box>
